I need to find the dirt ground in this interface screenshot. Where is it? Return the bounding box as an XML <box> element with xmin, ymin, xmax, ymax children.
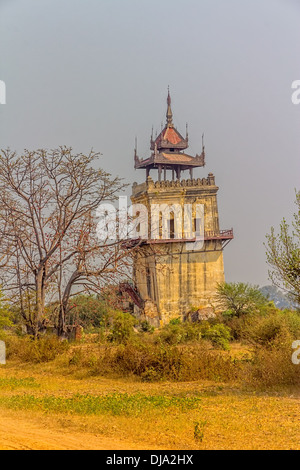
<box><xmin>0</xmin><ymin>361</ymin><xmax>300</xmax><ymax>450</ymax></box>
<box><xmin>0</xmin><ymin>409</ymin><xmax>159</xmax><ymax>450</ymax></box>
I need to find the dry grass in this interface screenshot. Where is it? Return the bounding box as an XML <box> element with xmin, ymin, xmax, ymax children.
<box><xmin>0</xmin><ymin>358</ymin><xmax>300</xmax><ymax>450</ymax></box>
<box><xmin>1</xmin><ymin>322</ymin><xmax>300</xmax><ymax>450</ymax></box>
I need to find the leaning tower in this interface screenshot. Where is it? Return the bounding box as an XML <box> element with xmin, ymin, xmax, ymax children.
<box><xmin>127</xmin><ymin>91</ymin><xmax>233</xmax><ymax>326</ymax></box>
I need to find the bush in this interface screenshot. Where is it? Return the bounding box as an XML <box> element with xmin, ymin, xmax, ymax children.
<box><xmin>6</xmin><ymin>335</ymin><xmax>69</xmax><ymax>363</ymax></box>
<box><xmin>156</xmin><ymin>324</ymin><xmax>189</xmax><ymax>345</ymax></box>
<box><xmin>155</xmin><ymin>321</ymin><xmax>231</xmax><ymax>350</ymax></box>
<box><xmin>222</xmin><ymin>314</ymin><xmax>248</xmax><ymax>341</ymax></box>
<box><xmin>243</xmin><ymin>333</ymin><xmax>300</xmax><ymax>388</ymax></box>
<box><xmin>169</xmin><ymin>317</ymin><xmax>181</xmax><ymax>325</ymax></box>
<box><xmin>108</xmin><ymin>312</ymin><xmax>136</xmax><ymax>344</ymax></box>
<box><xmin>86</xmin><ymin>340</ymin><xmax>239</xmax><ymax>383</ymax></box>
<box><xmin>202</xmin><ymin>324</ymin><xmax>231</xmax><ymax>350</ymax></box>
<box><xmin>139</xmin><ymin>320</ymin><xmax>154</xmax><ymax>333</ymax></box>
<box><xmin>221</xmin><ymin>308</ymin><xmax>300</xmax><ymax>388</ymax></box>
<box><xmin>241</xmin><ymin>309</ymin><xmax>300</xmax><ymax>348</ymax></box>
<box><xmin>0</xmin><ymin>290</ymin><xmax>12</xmax><ymax>329</ymax></box>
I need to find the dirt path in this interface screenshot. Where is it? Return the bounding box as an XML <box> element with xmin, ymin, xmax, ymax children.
<box><xmin>0</xmin><ymin>411</ymin><xmax>156</xmax><ymax>450</ymax></box>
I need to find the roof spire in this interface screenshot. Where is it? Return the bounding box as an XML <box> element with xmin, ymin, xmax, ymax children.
<box><xmin>166</xmin><ymin>86</ymin><xmax>173</xmax><ymax>127</ymax></box>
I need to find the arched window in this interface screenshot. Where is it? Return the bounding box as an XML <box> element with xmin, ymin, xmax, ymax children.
<box><xmin>169</xmin><ymin>212</ymin><xmax>175</xmax><ymax>239</ymax></box>
<box><xmin>146</xmin><ymin>267</ymin><xmax>151</xmax><ymax>297</ymax></box>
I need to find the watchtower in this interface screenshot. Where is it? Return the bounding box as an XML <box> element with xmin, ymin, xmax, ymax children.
<box><xmin>129</xmin><ymin>91</ymin><xmax>233</xmax><ymax>325</ymax></box>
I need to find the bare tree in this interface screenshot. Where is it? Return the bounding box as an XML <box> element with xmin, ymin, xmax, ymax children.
<box><xmin>265</xmin><ymin>191</ymin><xmax>300</xmax><ymax>308</ymax></box>
<box><xmin>0</xmin><ymin>147</ymin><xmax>132</xmax><ymax>336</ymax></box>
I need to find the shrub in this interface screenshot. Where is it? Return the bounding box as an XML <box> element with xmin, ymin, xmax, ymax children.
<box><xmin>169</xmin><ymin>317</ymin><xmax>182</xmax><ymax>325</ymax></box>
<box><xmin>139</xmin><ymin>320</ymin><xmax>154</xmax><ymax>333</ymax></box>
<box><xmin>222</xmin><ymin>314</ymin><xmax>248</xmax><ymax>341</ymax></box>
<box><xmin>281</xmin><ymin>310</ymin><xmax>300</xmax><ymax>337</ymax></box>
<box><xmin>6</xmin><ymin>335</ymin><xmax>69</xmax><ymax>363</ymax></box>
<box><xmin>156</xmin><ymin>324</ymin><xmax>188</xmax><ymax>345</ymax></box>
<box><xmin>241</xmin><ymin>310</ymin><xmax>300</xmax><ymax>348</ymax></box>
<box><xmin>223</xmin><ymin>306</ymin><xmax>300</xmax><ymax>344</ymax></box>
<box><xmin>0</xmin><ymin>290</ymin><xmax>12</xmax><ymax>329</ymax></box>
<box><xmin>108</xmin><ymin>312</ymin><xmax>136</xmax><ymax>344</ymax></box>
<box><xmin>89</xmin><ymin>340</ymin><xmax>239</xmax><ymax>383</ymax></box>
<box><xmin>155</xmin><ymin>321</ymin><xmax>231</xmax><ymax>349</ymax></box>
<box><xmin>243</xmin><ymin>333</ymin><xmax>300</xmax><ymax>387</ymax></box>
<box><xmin>202</xmin><ymin>324</ymin><xmax>231</xmax><ymax>350</ymax></box>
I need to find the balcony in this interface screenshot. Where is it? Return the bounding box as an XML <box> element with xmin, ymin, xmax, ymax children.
<box><xmin>123</xmin><ymin>229</ymin><xmax>234</xmax><ymax>250</ymax></box>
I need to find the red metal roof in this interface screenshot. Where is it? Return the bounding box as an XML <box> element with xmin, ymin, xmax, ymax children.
<box><xmin>154</xmin><ymin>126</ymin><xmax>185</xmax><ymax>147</ymax></box>
<box><xmin>161</xmin><ymin>152</ymin><xmax>194</xmax><ymax>162</ymax></box>
<box><xmin>162</xmin><ymin>127</ymin><xmax>183</xmax><ymax>145</ymax></box>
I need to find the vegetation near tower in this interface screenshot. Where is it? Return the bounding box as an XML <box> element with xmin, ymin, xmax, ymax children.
<box><xmin>265</xmin><ymin>191</ymin><xmax>300</xmax><ymax>308</ymax></box>
<box><xmin>0</xmin><ymin>147</ymin><xmax>130</xmax><ymax>337</ymax></box>
<box><xmin>215</xmin><ymin>282</ymin><xmax>268</xmax><ymax>317</ymax></box>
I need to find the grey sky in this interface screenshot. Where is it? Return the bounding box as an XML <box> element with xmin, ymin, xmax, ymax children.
<box><xmin>0</xmin><ymin>0</ymin><xmax>299</xmax><ymax>286</ymax></box>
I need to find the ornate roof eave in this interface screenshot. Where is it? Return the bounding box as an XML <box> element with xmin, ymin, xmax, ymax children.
<box><xmin>150</xmin><ymin>125</ymin><xmax>188</xmax><ymax>151</ymax></box>
<box><xmin>135</xmin><ymin>90</ymin><xmax>206</xmax><ymax>171</ymax></box>
<box><xmin>134</xmin><ymin>149</ymin><xmax>141</xmax><ymax>169</ymax></box>
<box><xmin>150</xmin><ymin>138</ymin><xmax>188</xmax><ymax>151</ymax></box>
<box><xmin>194</xmin><ymin>150</ymin><xmax>205</xmax><ymax>166</ymax></box>
<box><xmin>134</xmin><ymin>149</ymin><xmax>205</xmax><ymax>169</ymax></box>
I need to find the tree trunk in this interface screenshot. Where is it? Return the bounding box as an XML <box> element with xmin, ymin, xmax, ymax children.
<box><xmin>57</xmin><ymin>270</ymin><xmax>79</xmax><ymax>337</ymax></box>
<box><xmin>35</xmin><ymin>267</ymin><xmax>46</xmax><ymax>338</ymax></box>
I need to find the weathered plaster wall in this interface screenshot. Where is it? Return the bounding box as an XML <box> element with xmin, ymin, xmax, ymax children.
<box><xmin>131</xmin><ymin>176</ymin><xmax>225</xmax><ymax>324</ymax></box>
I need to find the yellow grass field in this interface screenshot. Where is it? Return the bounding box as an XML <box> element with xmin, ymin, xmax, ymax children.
<box><xmin>0</xmin><ymin>358</ymin><xmax>299</xmax><ymax>450</ymax></box>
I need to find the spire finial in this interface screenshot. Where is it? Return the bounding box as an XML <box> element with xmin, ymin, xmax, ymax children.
<box><xmin>166</xmin><ymin>86</ymin><xmax>173</xmax><ymax>127</ymax></box>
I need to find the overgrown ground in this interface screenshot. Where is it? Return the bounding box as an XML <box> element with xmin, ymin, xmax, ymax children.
<box><xmin>1</xmin><ymin>306</ymin><xmax>300</xmax><ymax>450</ymax></box>
<box><xmin>0</xmin><ymin>341</ymin><xmax>299</xmax><ymax>450</ymax></box>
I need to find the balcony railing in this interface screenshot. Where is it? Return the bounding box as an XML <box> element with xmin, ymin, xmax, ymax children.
<box><xmin>123</xmin><ymin>229</ymin><xmax>234</xmax><ymax>249</ymax></box>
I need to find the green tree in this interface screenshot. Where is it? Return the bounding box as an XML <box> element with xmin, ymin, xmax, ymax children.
<box><xmin>265</xmin><ymin>191</ymin><xmax>300</xmax><ymax>308</ymax></box>
<box><xmin>67</xmin><ymin>294</ymin><xmax>108</xmax><ymax>330</ymax></box>
<box><xmin>215</xmin><ymin>282</ymin><xmax>267</xmax><ymax>317</ymax></box>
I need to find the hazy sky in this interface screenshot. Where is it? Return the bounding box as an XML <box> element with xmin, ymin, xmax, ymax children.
<box><xmin>0</xmin><ymin>0</ymin><xmax>299</xmax><ymax>286</ymax></box>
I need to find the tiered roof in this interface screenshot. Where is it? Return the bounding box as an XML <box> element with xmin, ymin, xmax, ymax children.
<box><xmin>134</xmin><ymin>90</ymin><xmax>205</xmax><ymax>171</ymax></box>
